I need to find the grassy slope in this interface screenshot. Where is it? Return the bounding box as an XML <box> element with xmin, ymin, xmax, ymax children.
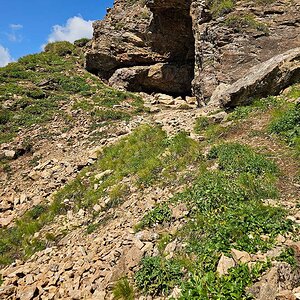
<box><xmin>0</xmin><ymin>41</ymin><xmax>144</xmax><ymax>145</ymax></box>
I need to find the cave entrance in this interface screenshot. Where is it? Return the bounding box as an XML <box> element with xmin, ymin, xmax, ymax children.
<box><xmin>144</xmin><ymin>0</ymin><xmax>195</xmax><ymax>97</ymax></box>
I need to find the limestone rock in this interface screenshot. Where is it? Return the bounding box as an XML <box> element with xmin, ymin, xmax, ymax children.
<box><xmin>95</xmin><ymin>170</ymin><xmax>113</xmax><ymax>180</ymax></box>
<box><xmin>86</xmin><ymin>0</ymin><xmax>300</xmax><ymax>103</ymax></box>
<box><xmin>217</xmin><ymin>254</ymin><xmax>236</xmax><ymax>276</ymax></box>
<box><xmin>276</xmin><ymin>290</ymin><xmax>296</xmax><ymax>300</ymax></box>
<box><xmin>231</xmin><ymin>248</ymin><xmax>251</xmax><ymax>264</ymax></box>
<box><xmin>4</xmin><ymin>150</ymin><xmax>16</xmax><ymax>159</ymax></box>
<box><xmin>209</xmin><ymin>48</ymin><xmax>300</xmax><ymax>108</ymax></box>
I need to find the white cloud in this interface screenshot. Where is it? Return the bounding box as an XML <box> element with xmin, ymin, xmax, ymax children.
<box><xmin>47</xmin><ymin>16</ymin><xmax>94</xmax><ymax>43</ymax></box>
<box><xmin>0</xmin><ymin>45</ymin><xmax>13</xmax><ymax>67</ymax></box>
<box><xmin>7</xmin><ymin>24</ymin><xmax>23</xmax><ymax>42</ymax></box>
<box><xmin>10</xmin><ymin>24</ymin><xmax>23</xmax><ymax>30</ymax></box>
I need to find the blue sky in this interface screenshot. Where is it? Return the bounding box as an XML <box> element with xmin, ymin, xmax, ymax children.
<box><xmin>0</xmin><ymin>0</ymin><xmax>114</xmax><ymax>66</ymax></box>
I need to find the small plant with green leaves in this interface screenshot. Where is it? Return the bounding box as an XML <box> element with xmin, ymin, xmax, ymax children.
<box><xmin>269</xmin><ymin>103</ymin><xmax>300</xmax><ymax>148</ymax></box>
<box><xmin>227</xmin><ymin>106</ymin><xmax>255</xmax><ymax>121</ymax></box>
<box><xmin>194</xmin><ymin>116</ymin><xmax>209</xmax><ymax>133</ymax></box>
<box><xmin>179</xmin><ymin>262</ymin><xmax>270</xmax><ymax>299</ymax></box>
<box><xmin>134</xmin><ymin>204</ymin><xmax>172</xmax><ymax>231</ymax></box>
<box><xmin>113</xmin><ymin>277</ymin><xmax>135</xmax><ymax>300</ymax></box>
<box><xmin>277</xmin><ymin>247</ymin><xmax>297</xmax><ymax>269</ymax></box>
<box><xmin>135</xmin><ymin>256</ymin><xmax>183</xmax><ymax>296</ymax></box>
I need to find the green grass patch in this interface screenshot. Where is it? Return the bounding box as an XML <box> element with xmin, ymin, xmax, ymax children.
<box><xmin>207</xmin><ymin>143</ymin><xmax>278</xmax><ymax>175</ymax></box>
<box><xmin>134</xmin><ymin>204</ymin><xmax>172</xmax><ymax>232</ymax></box>
<box><xmin>44</xmin><ymin>41</ymin><xmax>77</xmax><ymax>56</ymax></box>
<box><xmin>225</xmin><ymin>13</ymin><xmax>269</xmax><ymax>34</ymax></box>
<box><xmin>194</xmin><ymin>116</ymin><xmax>209</xmax><ymax>134</ymax></box>
<box><xmin>268</xmin><ymin>103</ymin><xmax>300</xmax><ymax>148</ymax></box>
<box><xmin>113</xmin><ymin>277</ymin><xmax>135</xmax><ymax>300</ymax></box>
<box><xmin>135</xmin><ymin>256</ymin><xmax>183</xmax><ymax>296</ymax></box>
<box><xmin>284</xmin><ymin>84</ymin><xmax>300</xmax><ymax>99</ymax></box>
<box><xmin>0</xmin><ymin>200</ymin><xmax>65</xmax><ymax>266</ymax></box>
<box><xmin>0</xmin><ymin>42</ymin><xmax>145</xmax><ymax>144</ymax></box>
<box><xmin>207</xmin><ymin>0</ymin><xmax>235</xmax><ymax>17</ymax></box>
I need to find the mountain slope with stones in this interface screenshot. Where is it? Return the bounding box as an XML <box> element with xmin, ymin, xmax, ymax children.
<box><xmin>0</xmin><ymin>2</ymin><xmax>300</xmax><ymax>300</ymax></box>
<box><xmin>1</xmin><ymin>50</ymin><xmax>300</xmax><ymax>298</ymax></box>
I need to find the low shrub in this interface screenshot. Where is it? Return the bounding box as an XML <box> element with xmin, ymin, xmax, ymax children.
<box><xmin>74</xmin><ymin>38</ymin><xmax>90</xmax><ymax>47</ymax></box>
<box><xmin>113</xmin><ymin>277</ymin><xmax>135</xmax><ymax>300</ymax></box>
<box><xmin>135</xmin><ymin>256</ymin><xmax>183</xmax><ymax>296</ymax></box>
<box><xmin>207</xmin><ymin>0</ymin><xmax>235</xmax><ymax>17</ymax></box>
<box><xmin>44</xmin><ymin>41</ymin><xmax>77</xmax><ymax>56</ymax></box>
<box><xmin>194</xmin><ymin>116</ymin><xmax>209</xmax><ymax>133</ymax></box>
<box><xmin>135</xmin><ymin>204</ymin><xmax>172</xmax><ymax>231</ymax></box>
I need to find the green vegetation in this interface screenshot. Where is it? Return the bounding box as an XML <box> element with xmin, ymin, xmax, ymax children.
<box><xmin>44</xmin><ymin>41</ymin><xmax>77</xmax><ymax>56</ymax></box>
<box><xmin>225</xmin><ymin>13</ymin><xmax>269</xmax><ymax>34</ymax></box>
<box><xmin>0</xmin><ymin>200</ymin><xmax>63</xmax><ymax>265</ymax></box>
<box><xmin>285</xmin><ymin>84</ymin><xmax>300</xmax><ymax>99</ymax></box>
<box><xmin>74</xmin><ymin>38</ymin><xmax>90</xmax><ymax>47</ymax></box>
<box><xmin>0</xmin><ymin>125</ymin><xmax>203</xmax><ymax>265</ymax></box>
<box><xmin>194</xmin><ymin>116</ymin><xmax>209</xmax><ymax>133</ymax></box>
<box><xmin>207</xmin><ymin>143</ymin><xmax>278</xmax><ymax>175</ymax></box>
<box><xmin>269</xmin><ymin>103</ymin><xmax>300</xmax><ymax>149</ymax></box>
<box><xmin>207</xmin><ymin>0</ymin><xmax>235</xmax><ymax>17</ymax></box>
<box><xmin>277</xmin><ymin>247</ymin><xmax>297</xmax><ymax>269</ymax></box>
<box><xmin>134</xmin><ymin>204</ymin><xmax>172</xmax><ymax>231</ymax></box>
<box><xmin>113</xmin><ymin>277</ymin><xmax>135</xmax><ymax>300</ymax></box>
<box><xmin>180</xmin><ymin>262</ymin><xmax>270</xmax><ymax>299</ymax></box>
<box><xmin>0</xmin><ymin>41</ymin><xmax>145</xmax><ymax>144</ymax></box>
<box><xmin>135</xmin><ymin>142</ymin><xmax>295</xmax><ymax>298</ymax></box>
<box><xmin>135</xmin><ymin>256</ymin><xmax>183</xmax><ymax>296</ymax></box>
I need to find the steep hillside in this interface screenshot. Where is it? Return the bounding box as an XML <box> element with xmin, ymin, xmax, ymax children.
<box><xmin>0</xmin><ymin>1</ymin><xmax>300</xmax><ymax>300</ymax></box>
<box><xmin>1</xmin><ymin>44</ymin><xmax>300</xmax><ymax>298</ymax></box>
<box><xmin>0</xmin><ymin>41</ymin><xmax>147</xmax><ymax>229</ymax></box>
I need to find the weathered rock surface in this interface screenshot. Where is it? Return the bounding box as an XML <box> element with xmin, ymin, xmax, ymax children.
<box><xmin>248</xmin><ymin>263</ymin><xmax>300</xmax><ymax>300</ymax></box>
<box><xmin>209</xmin><ymin>47</ymin><xmax>300</xmax><ymax>108</ymax></box>
<box><xmin>217</xmin><ymin>254</ymin><xmax>236</xmax><ymax>276</ymax></box>
<box><xmin>86</xmin><ymin>0</ymin><xmax>195</xmax><ymax>96</ymax></box>
<box><xmin>86</xmin><ymin>0</ymin><xmax>300</xmax><ymax>103</ymax></box>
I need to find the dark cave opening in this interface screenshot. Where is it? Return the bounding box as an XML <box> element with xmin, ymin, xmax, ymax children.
<box><xmin>142</xmin><ymin>2</ymin><xmax>195</xmax><ymax>96</ymax></box>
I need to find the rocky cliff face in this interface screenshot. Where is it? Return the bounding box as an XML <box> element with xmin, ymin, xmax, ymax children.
<box><xmin>86</xmin><ymin>0</ymin><xmax>300</xmax><ymax>104</ymax></box>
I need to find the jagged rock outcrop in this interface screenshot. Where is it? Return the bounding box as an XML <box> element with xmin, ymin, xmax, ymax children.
<box><xmin>86</xmin><ymin>0</ymin><xmax>195</xmax><ymax>96</ymax></box>
<box><xmin>86</xmin><ymin>0</ymin><xmax>300</xmax><ymax>103</ymax></box>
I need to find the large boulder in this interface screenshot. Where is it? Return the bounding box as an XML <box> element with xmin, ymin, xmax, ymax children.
<box><xmin>108</xmin><ymin>63</ymin><xmax>193</xmax><ymax>95</ymax></box>
<box><xmin>208</xmin><ymin>48</ymin><xmax>300</xmax><ymax>108</ymax></box>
